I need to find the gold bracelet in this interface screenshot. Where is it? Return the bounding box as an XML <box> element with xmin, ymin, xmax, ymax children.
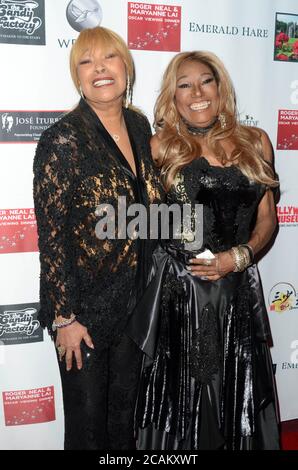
<box><xmin>230</xmin><ymin>246</ymin><xmax>251</xmax><ymax>272</ymax></box>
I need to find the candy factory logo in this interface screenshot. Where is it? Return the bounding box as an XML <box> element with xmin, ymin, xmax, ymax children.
<box><xmin>269</xmin><ymin>283</ymin><xmax>298</xmax><ymax>313</ymax></box>
<box><xmin>239</xmin><ymin>113</ymin><xmax>260</xmax><ymax>127</ymax></box>
<box><xmin>3</xmin><ymin>386</ymin><xmax>55</xmax><ymax>426</ymax></box>
<box><xmin>277</xmin><ymin>205</ymin><xmax>298</xmax><ymax>226</ymax></box>
<box><xmin>0</xmin><ymin>308</ymin><xmax>39</xmax><ymax>337</ymax></box>
<box><xmin>128</xmin><ymin>2</ymin><xmax>181</xmax><ymax>52</ymax></box>
<box><xmin>0</xmin><ymin>303</ymin><xmax>42</xmax><ymax>345</ymax></box>
<box><xmin>66</xmin><ymin>0</ymin><xmax>102</xmax><ymax>32</ymax></box>
<box><xmin>0</xmin><ymin>110</ymin><xmax>65</xmax><ymax>143</ymax></box>
<box><xmin>276</xmin><ymin>110</ymin><xmax>298</xmax><ymax>150</ymax></box>
<box><xmin>0</xmin><ymin>0</ymin><xmax>45</xmax><ymax>45</ymax></box>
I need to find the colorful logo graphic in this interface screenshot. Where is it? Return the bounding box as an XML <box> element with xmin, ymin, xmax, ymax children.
<box><xmin>128</xmin><ymin>2</ymin><xmax>181</xmax><ymax>52</ymax></box>
<box><xmin>66</xmin><ymin>0</ymin><xmax>102</xmax><ymax>32</ymax></box>
<box><xmin>274</xmin><ymin>12</ymin><xmax>298</xmax><ymax>62</ymax></box>
<box><xmin>276</xmin><ymin>109</ymin><xmax>298</xmax><ymax>150</ymax></box>
<box><xmin>0</xmin><ymin>303</ymin><xmax>42</xmax><ymax>345</ymax></box>
<box><xmin>0</xmin><ymin>110</ymin><xmax>65</xmax><ymax>143</ymax></box>
<box><xmin>0</xmin><ymin>208</ymin><xmax>38</xmax><ymax>254</ymax></box>
<box><xmin>3</xmin><ymin>386</ymin><xmax>55</xmax><ymax>426</ymax></box>
<box><xmin>0</xmin><ymin>0</ymin><xmax>45</xmax><ymax>45</ymax></box>
<box><xmin>269</xmin><ymin>283</ymin><xmax>298</xmax><ymax>313</ymax></box>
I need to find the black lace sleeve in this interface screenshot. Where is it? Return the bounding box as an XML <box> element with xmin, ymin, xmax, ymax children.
<box><xmin>33</xmin><ymin>123</ymin><xmax>79</xmax><ymax>325</ymax></box>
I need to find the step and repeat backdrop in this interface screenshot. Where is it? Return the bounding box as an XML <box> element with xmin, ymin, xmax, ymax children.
<box><xmin>0</xmin><ymin>0</ymin><xmax>297</xmax><ymax>449</ymax></box>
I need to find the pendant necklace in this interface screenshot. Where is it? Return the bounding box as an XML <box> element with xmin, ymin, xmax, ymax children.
<box><xmin>112</xmin><ymin>134</ymin><xmax>120</xmax><ymax>142</ymax></box>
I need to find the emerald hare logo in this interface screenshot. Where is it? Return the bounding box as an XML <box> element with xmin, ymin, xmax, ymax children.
<box><xmin>66</xmin><ymin>0</ymin><xmax>102</xmax><ymax>32</ymax></box>
<box><xmin>95</xmin><ymin>197</ymin><xmax>204</xmax><ymax>252</ymax></box>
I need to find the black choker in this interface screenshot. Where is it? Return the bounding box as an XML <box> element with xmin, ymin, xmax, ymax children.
<box><xmin>182</xmin><ymin>116</ymin><xmax>218</xmax><ymax>135</ymax></box>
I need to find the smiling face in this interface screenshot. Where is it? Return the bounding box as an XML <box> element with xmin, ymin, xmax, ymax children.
<box><xmin>77</xmin><ymin>46</ymin><xmax>127</xmax><ymax>108</ymax></box>
<box><xmin>175</xmin><ymin>60</ymin><xmax>220</xmax><ymax>128</ymax></box>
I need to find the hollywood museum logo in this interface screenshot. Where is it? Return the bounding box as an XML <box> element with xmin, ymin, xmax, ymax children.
<box><xmin>274</xmin><ymin>12</ymin><xmax>298</xmax><ymax>62</ymax></box>
<box><xmin>277</xmin><ymin>205</ymin><xmax>298</xmax><ymax>227</ymax></box>
<box><xmin>128</xmin><ymin>2</ymin><xmax>181</xmax><ymax>52</ymax></box>
<box><xmin>0</xmin><ymin>0</ymin><xmax>45</xmax><ymax>45</ymax></box>
<box><xmin>269</xmin><ymin>282</ymin><xmax>298</xmax><ymax>313</ymax></box>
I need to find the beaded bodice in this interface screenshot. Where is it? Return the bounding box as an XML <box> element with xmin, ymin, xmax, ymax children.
<box><xmin>167</xmin><ymin>157</ymin><xmax>265</xmax><ymax>253</ymax></box>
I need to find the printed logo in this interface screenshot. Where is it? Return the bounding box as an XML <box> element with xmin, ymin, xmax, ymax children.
<box><xmin>3</xmin><ymin>386</ymin><xmax>55</xmax><ymax>426</ymax></box>
<box><xmin>0</xmin><ymin>0</ymin><xmax>45</xmax><ymax>45</ymax></box>
<box><xmin>269</xmin><ymin>282</ymin><xmax>298</xmax><ymax>313</ymax></box>
<box><xmin>274</xmin><ymin>12</ymin><xmax>298</xmax><ymax>62</ymax></box>
<box><xmin>0</xmin><ymin>208</ymin><xmax>38</xmax><ymax>254</ymax></box>
<box><xmin>239</xmin><ymin>113</ymin><xmax>260</xmax><ymax>127</ymax></box>
<box><xmin>189</xmin><ymin>21</ymin><xmax>268</xmax><ymax>38</ymax></box>
<box><xmin>0</xmin><ymin>303</ymin><xmax>42</xmax><ymax>345</ymax></box>
<box><xmin>281</xmin><ymin>340</ymin><xmax>298</xmax><ymax>370</ymax></box>
<box><xmin>277</xmin><ymin>206</ymin><xmax>298</xmax><ymax>226</ymax></box>
<box><xmin>128</xmin><ymin>2</ymin><xmax>181</xmax><ymax>52</ymax></box>
<box><xmin>66</xmin><ymin>0</ymin><xmax>102</xmax><ymax>32</ymax></box>
<box><xmin>1</xmin><ymin>112</ymin><xmax>13</xmax><ymax>132</ymax></box>
<box><xmin>0</xmin><ymin>110</ymin><xmax>65</xmax><ymax>143</ymax></box>
<box><xmin>276</xmin><ymin>109</ymin><xmax>298</xmax><ymax>150</ymax></box>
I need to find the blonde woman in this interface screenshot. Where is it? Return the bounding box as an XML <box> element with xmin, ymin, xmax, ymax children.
<box><xmin>33</xmin><ymin>27</ymin><xmax>161</xmax><ymax>449</ymax></box>
<box><xmin>128</xmin><ymin>51</ymin><xmax>280</xmax><ymax>450</ymax></box>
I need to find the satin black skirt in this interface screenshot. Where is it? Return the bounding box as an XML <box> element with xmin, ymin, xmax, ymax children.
<box><xmin>126</xmin><ymin>244</ymin><xmax>280</xmax><ymax>450</ymax></box>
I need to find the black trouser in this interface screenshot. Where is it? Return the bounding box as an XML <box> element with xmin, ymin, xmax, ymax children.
<box><xmin>58</xmin><ymin>333</ymin><xmax>142</xmax><ymax>450</ymax></box>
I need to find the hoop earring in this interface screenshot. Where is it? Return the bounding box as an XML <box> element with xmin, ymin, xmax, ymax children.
<box><xmin>218</xmin><ymin>112</ymin><xmax>227</xmax><ymax>129</ymax></box>
<box><xmin>125</xmin><ymin>75</ymin><xmax>131</xmax><ymax>108</ymax></box>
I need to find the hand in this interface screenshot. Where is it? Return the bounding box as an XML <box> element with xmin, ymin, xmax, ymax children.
<box><xmin>55</xmin><ymin>320</ymin><xmax>94</xmax><ymax>371</ymax></box>
<box><xmin>187</xmin><ymin>250</ymin><xmax>235</xmax><ymax>281</ymax></box>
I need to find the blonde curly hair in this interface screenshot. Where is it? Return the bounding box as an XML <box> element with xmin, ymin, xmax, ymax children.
<box><xmin>153</xmin><ymin>51</ymin><xmax>278</xmax><ymax>192</ymax></box>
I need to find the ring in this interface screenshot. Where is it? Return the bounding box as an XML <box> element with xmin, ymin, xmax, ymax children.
<box><xmin>200</xmin><ymin>276</ymin><xmax>209</xmax><ymax>280</ymax></box>
<box><xmin>204</xmin><ymin>259</ymin><xmax>212</xmax><ymax>266</ymax></box>
<box><xmin>57</xmin><ymin>345</ymin><xmax>66</xmax><ymax>360</ymax></box>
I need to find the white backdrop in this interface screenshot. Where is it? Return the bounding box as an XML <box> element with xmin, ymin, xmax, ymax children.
<box><xmin>0</xmin><ymin>0</ymin><xmax>297</xmax><ymax>450</ymax></box>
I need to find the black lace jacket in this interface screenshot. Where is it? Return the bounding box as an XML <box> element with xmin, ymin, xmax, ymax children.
<box><xmin>33</xmin><ymin>99</ymin><xmax>162</xmax><ymax>349</ymax></box>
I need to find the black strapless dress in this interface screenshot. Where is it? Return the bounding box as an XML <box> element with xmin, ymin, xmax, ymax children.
<box><xmin>127</xmin><ymin>157</ymin><xmax>280</xmax><ymax>450</ymax></box>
